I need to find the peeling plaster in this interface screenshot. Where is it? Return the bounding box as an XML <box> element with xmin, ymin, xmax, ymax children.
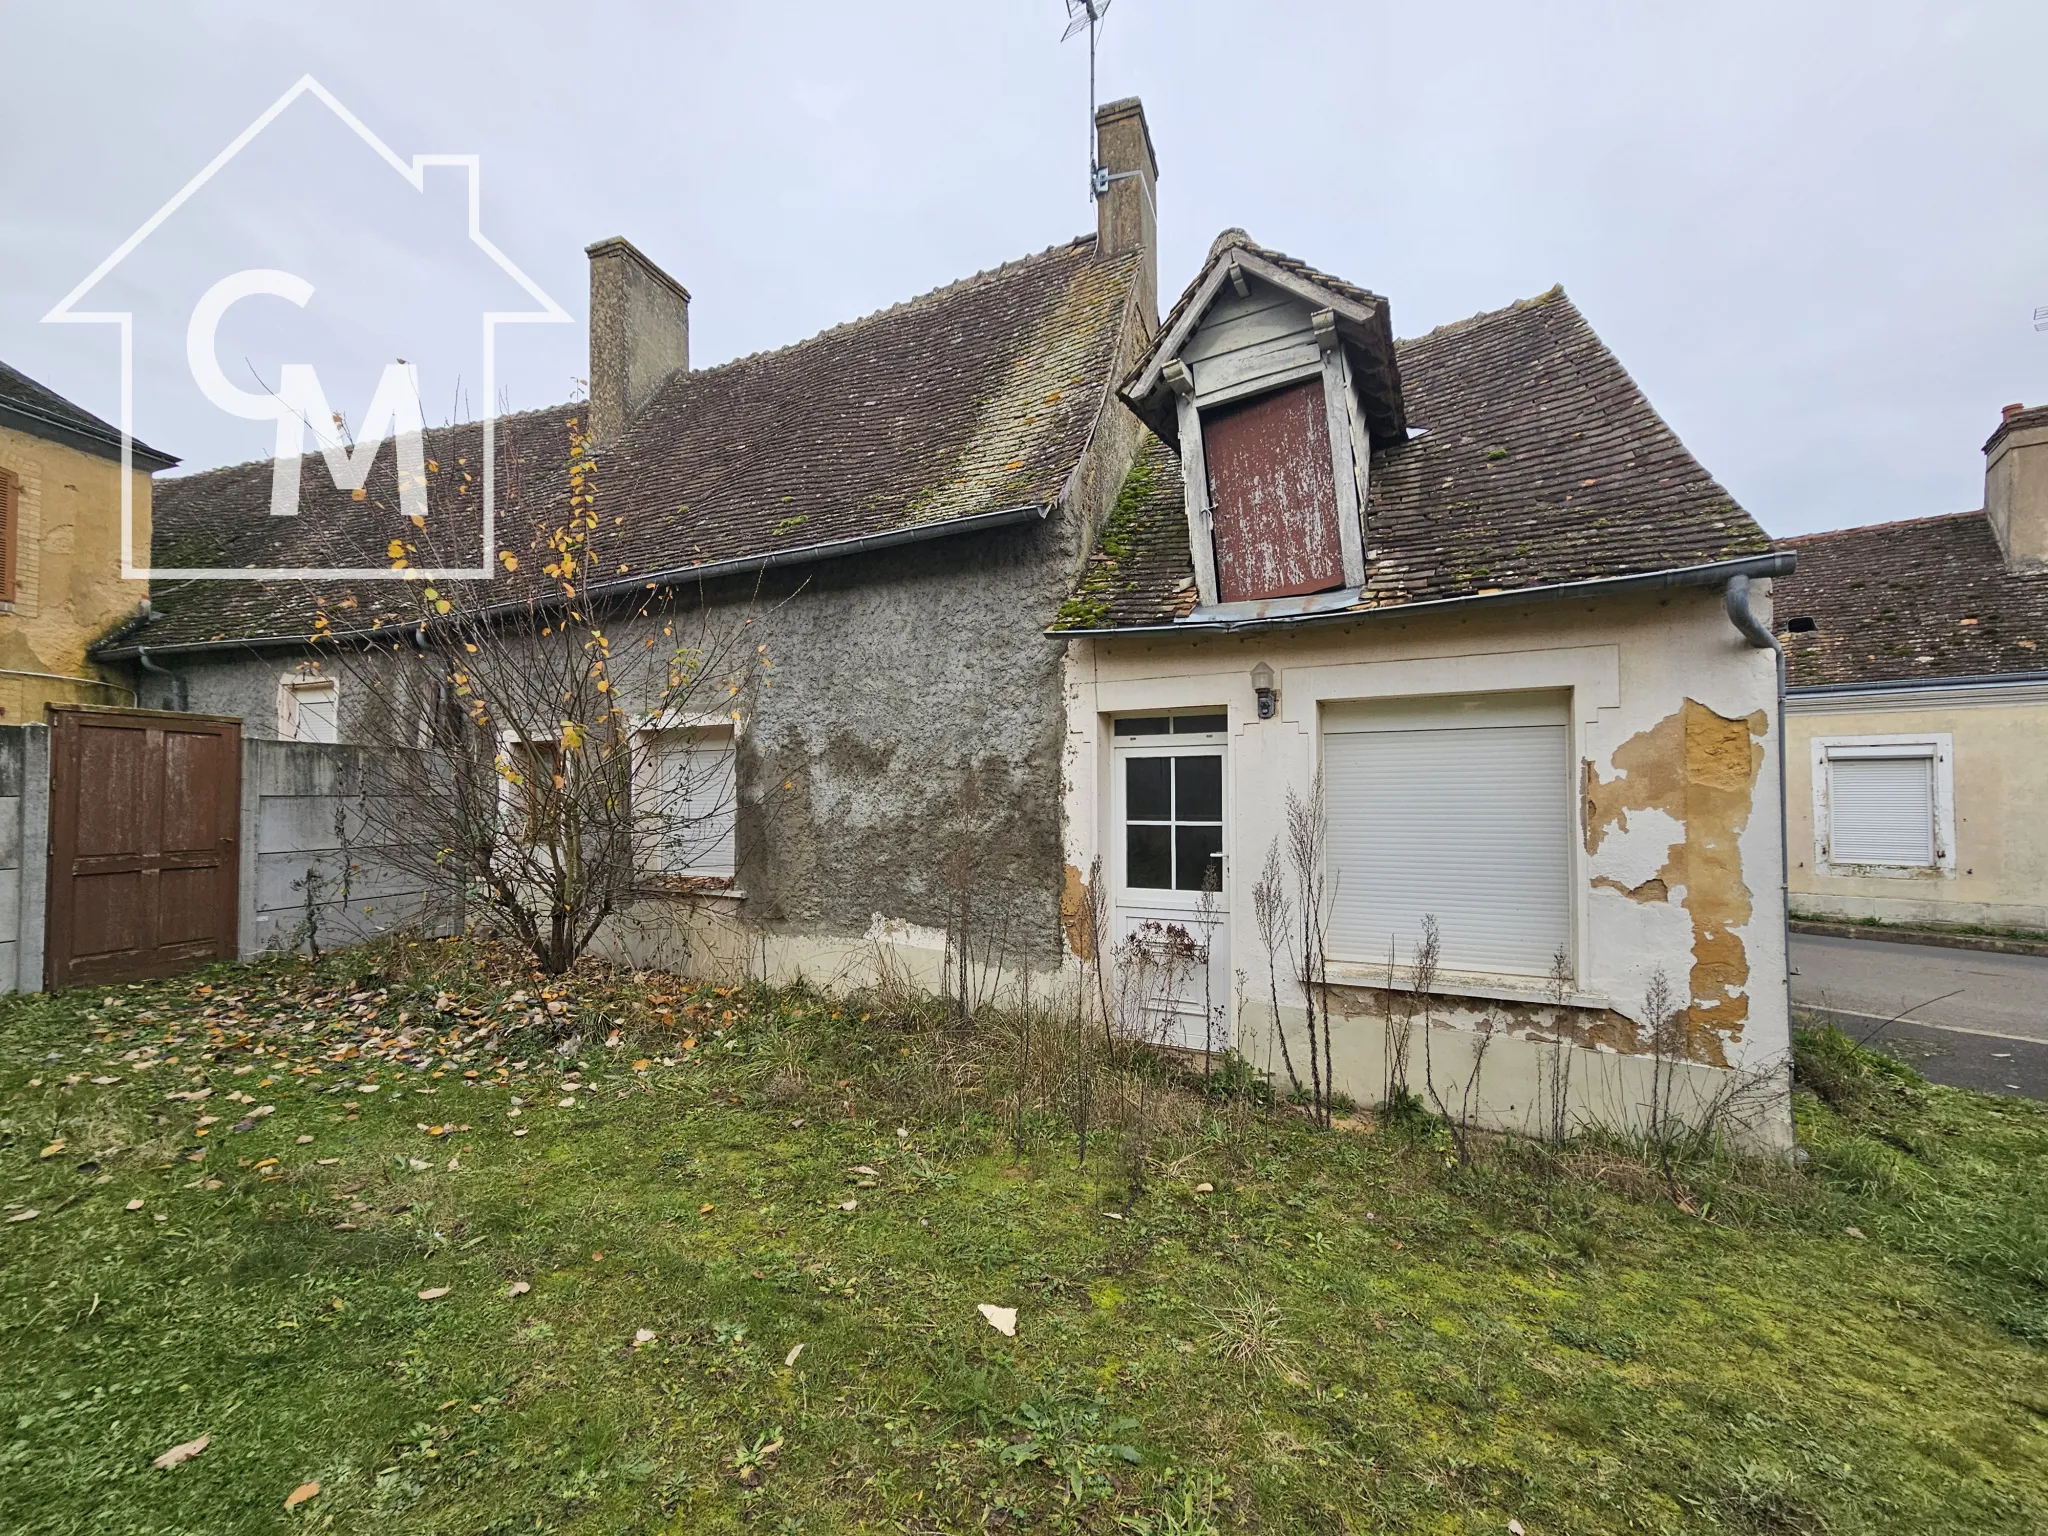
<box><xmin>1584</xmin><ymin>699</ymin><xmax>1767</xmax><ymax>1064</ymax></box>
<box><xmin>1059</xmin><ymin>863</ymin><xmax>1096</xmax><ymax>962</ymax></box>
<box><xmin>1327</xmin><ymin>984</ymin><xmax>1646</xmax><ymax>1055</ymax></box>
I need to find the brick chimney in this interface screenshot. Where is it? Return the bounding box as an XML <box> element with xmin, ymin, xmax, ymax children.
<box><xmin>585</xmin><ymin>237</ymin><xmax>690</xmax><ymax>449</ymax></box>
<box><xmin>1093</xmin><ymin>97</ymin><xmax>1158</xmax><ymax>328</ymax></box>
<box><xmin>1985</xmin><ymin>402</ymin><xmax>2048</xmax><ymax>572</ymax></box>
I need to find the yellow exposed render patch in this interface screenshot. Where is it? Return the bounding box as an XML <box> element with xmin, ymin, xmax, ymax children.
<box><xmin>1583</xmin><ymin>700</ymin><xmax>1767</xmax><ymax>1065</ymax></box>
<box><xmin>1059</xmin><ymin>863</ymin><xmax>1096</xmax><ymax>963</ymax></box>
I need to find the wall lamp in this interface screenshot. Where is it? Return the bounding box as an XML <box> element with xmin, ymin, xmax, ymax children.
<box><xmin>1251</xmin><ymin>661</ymin><xmax>1277</xmax><ymax>720</ymax></box>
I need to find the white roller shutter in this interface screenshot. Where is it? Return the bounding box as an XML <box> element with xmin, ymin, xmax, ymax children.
<box><xmin>1323</xmin><ymin>692</ymin><xmax>1571</xmax><ymax>977</ymax></box>
<box><xmin>639</xmin><ymin>730</ymin><xmax>737</xmax><ymax>877</ymax></box>
<box><xmin>1827</xmin><ymin>752</ymin><xmax>1935</xmax><ymax>866</ymax></box>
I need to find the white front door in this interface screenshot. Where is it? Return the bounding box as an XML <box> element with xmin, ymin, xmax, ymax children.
<box><xmin>1110</xmin><ymin>713</ymin><xmax>1231</xmax><ymax>1053</ymax></box>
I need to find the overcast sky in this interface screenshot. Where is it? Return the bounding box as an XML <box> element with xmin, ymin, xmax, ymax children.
<box><xmin>3</xmin><ymin>0</ymin><xmax>2044</xmax><ymax>537</ymax></box>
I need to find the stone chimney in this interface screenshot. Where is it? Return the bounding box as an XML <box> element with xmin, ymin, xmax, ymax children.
<box><xmin>1093</xmin><ymin>96</ymin><xmax>1158</xmax><ymax>328</ymax></box>
<box><xmin>586</xmin><ymin>237</ymin><xmax>690</xmax><ymax>449</ymax></box>
<box><xmin>1985</xmin><ymin>402</ymin><xmax>2048</xmax><ymax>572</ymax></box>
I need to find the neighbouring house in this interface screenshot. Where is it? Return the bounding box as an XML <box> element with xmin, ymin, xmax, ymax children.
<box><xmin>70</xmin><ymin>99</ymin><xmax>1794</xmax><ymax>1143</ymax></box>
<box><xmin>0</xmin><ymin>361</ymin><xmax>175</xmax><ymax>720</ymax></box>
<box><xmin>1774</xmin><ymin>404</ymin><xmax>2048</xmax><ymax>935</ymax></box>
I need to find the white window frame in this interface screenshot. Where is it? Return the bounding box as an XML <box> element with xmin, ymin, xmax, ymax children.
<box><xmin>1812</xmin><ymin>732</ymin><xmax>1955</xmax><ymax>878</ymax></box>
<box><xmin>277</xmin><ymin>670</ymin><xmax>339</xmax><ymax>743</ymax></box>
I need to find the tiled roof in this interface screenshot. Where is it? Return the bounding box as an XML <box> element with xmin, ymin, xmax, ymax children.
<box><xmin>1775</xmin><ymin>512</ymin><xmax>2048</xmax><ymax>688</ymax></box>
<box><xmin>0</xmin><ymin>358</ymin><xmax>176</xmax><ymax>469</ymax></box>
<box><xmin>123</xmin><ymin>236</ymin><xmax>1140</xmax><ymax>652</ymax></box>
<box><xmin>1055</xmin><ymin>284</ymin><xmax>1773</xmax><ymax>630</ymax></box>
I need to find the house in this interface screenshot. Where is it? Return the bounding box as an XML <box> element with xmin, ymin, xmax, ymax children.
<box><xmin>1774</xmin><ymin>404</ymin><xmax>2048</xmax><ymax>934</ymax></box>
<box><xmin>1048</xmin><ymin>230</ymin><xmax>1795</xmax><ymax>1143</ymax></box>
<box><xmin>78</xmin><ymin>99</ymin><xmax>1796</xmax><ymax>1143</ymax></box>
<box><xmin>0</xmin><ymin>361</ymin><xmax>175</xmax><ymax>721</ymax></box>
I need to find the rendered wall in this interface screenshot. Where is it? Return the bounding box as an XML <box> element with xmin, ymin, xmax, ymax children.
<box><xmin>1786</xmin><ymin>687</ymin><xmax>2048</xmax><ymax>932</ymax></box>
<box><xmin>1060</xmin><ymin>582</ymin><xmax>1793</xmax><ymax>1147</ymax></box>
<box><xmin>239</xmin><ymin>740</ymin><xmax>450</xmax><ymax>958</ymax></box>
<box><xmin>0</xmin><ymin>424</ymin><xmax>153</xmax><ymax>722</ymax></box>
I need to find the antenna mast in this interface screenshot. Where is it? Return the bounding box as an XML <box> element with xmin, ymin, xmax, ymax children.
<box><xmin>1062</xmin><ymin>1</ymin><xmax>1114</xmax><ymax>201</ymax></box>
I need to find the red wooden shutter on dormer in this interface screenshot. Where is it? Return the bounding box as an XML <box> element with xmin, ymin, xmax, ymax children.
<box><xmin>1202</xmin><ymin>377</ymin><xmax>1344</xmax><ymax>603</ymax></box>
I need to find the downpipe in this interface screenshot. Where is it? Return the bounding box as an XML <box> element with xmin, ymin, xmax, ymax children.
<box><xmin>135</xmin><ymin>647</ymin><xmax>188</xmax><ymax>712</ymax></box>
<box><xmin>1723</xmin><ymin>574</ymin><xmax>1795</xmax><ymax>1055</ymax></box>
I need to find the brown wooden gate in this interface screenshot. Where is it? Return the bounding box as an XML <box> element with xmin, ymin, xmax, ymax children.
<box><xmin>45</xmin><ymin>707</ymin><xmax>241</xmax><ymax>988</ymax></box>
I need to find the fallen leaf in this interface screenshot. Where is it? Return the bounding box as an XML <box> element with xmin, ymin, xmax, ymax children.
<box><xmin>1845</xmin><ymin>1226</ymin><xmax>1866</xmax><ymax>1240</ymax></box>
<box><xmin>152</xmin><ymin>1434</ymin><xmax>210</xmax><ymax>1470</ymax></box>
<box><xmin>1194</xmin><ymin>1182</ymin><xmax>1214</xmax><ymax>1194</ymax></box>
<box><xmin>978</xmin><ymin>1304</ymin><xmax>1018</xmax><ymax>1337</ymax></box>
<box><xmin>1508</xmin><ymin>1522</ymin><xmax>1526</xmax><ymax>1536</ymax></box>
<box><xmin>285</xmin><ymin>1480</ymin><xmax>321</xmax><ymax>1510</ymax></box>
<box><xmin>296</xmin><ymin>1135</ymin><xmax>314</xmax><ymax>1145</ymax></box>
<box><xmin>785</xmin><ymin>1342</ymin><xmax>806</xmax><ymax>1366</ymax></box>
<box><xmin>838</xmin><ymin>1199</ymin><xmax>858</xmax><ymax>1212</ymax></box>
<box><xmin>512</xmin><ymin>1128</ymin><xmax>528</xmax><ymax>1138</ymax></box>
<box><xmin>126</xmin><ymin>1198</ymin><xmax>145</xmax><ymax>1212</ymax></box>
<box><xmin>251</xmin><ymin>1158</ymin><xmax>278</xmax><ymax>1171</ymax></box>
<box><xmin>507</xmin><ymin>1280</ymin><xmax>531</xmax><ymax>1297</ymax></box>
<box><xmin>850</xmin><ymin>1165</ymin><xmax>880</xmax><ymax>1177</ymax></box>
<box><xmin>39</xmin><ymin>1140</ymin><xmax>65</xmax><ymax>1159</ymax></box>
<box><xmin>699</xmin><ymin>1203</ymin><xmax>715</xmax><ymax>1215</ymax></box>
<box><xmin>633</xmin><ymin>1328</ymin><xmax>657</xmax><ymax>1345</ymax></box>
<box><xmin>417</xmin><ymin>1286</ymin><xmax>452</xmax><ymax>1301</ymax></box>
<box><xmin>316</xmin><ymin>1157</ymin><xmax>340</xmax><ymax>1166</ymax></box>
<box><xmin>7</xmin><ymin>1209</ymin><xmax>38</xmax><ymax>1223</ymax></box>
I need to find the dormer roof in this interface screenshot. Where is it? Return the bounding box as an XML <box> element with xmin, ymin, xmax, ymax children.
<box><xmin>1055</xmin><ymin>285</ymin><xmax>1778</xmax><ymax>632</ymax></box>
<box><xmin>1120</xmin><ymin>229</ymin><xmax>1405</xmax><ymax>448</ymax></box>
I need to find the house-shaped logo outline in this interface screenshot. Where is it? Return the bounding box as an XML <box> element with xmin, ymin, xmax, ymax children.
<box><xmin>43</xmin><ymin>73</ymin><xmax>572</xmax><ymax>583</ymax></box>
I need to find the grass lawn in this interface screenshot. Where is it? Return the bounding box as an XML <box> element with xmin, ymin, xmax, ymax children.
<box><xmin>2</xmin><ymin>938</ymin><xmax>2046</xmax><ymax>1534</ymax></box>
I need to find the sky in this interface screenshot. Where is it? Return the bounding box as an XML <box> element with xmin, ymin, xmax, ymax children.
<box><xmin>2</xmin><ymin>0</ymin><xmax>2045</xmax><ymax>538</ymax></box>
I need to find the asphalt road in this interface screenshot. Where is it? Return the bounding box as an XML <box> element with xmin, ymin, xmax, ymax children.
<box><xmin>1790</xmin><ymin>933</ymin><xmax>2048</xmax><ymax>1100</ymax></box>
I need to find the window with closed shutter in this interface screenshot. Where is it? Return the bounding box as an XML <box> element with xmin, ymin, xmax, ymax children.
<box><xmin>637</xmin><ymin>728</ymin><xmax>737</xmax><ymax>878</ymax></box>
<box><xmin>1827</xmin><ymin>751</ymin><xmax>1936</xmax><ymax>866</ymax></box>
<box><xmin>0</xmin><ymin>466</ymin><xmax>18</xmax><ymax>604</ymax></box>
<box><xmin>1202</xmin><ymin>377</ymin><xmax>1345</xmax><ymax>602</ymax></box>
<box><xmin>1323</xmin><ymin>691</ymin><xmax>1572</xmax><ymax>978</ymax></box>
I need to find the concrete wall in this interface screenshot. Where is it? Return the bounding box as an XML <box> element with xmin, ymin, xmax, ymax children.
<box><xmin>0</xmin><ymin>423</ymin><xmax>151</xmax><ymax>721</ymax></box>
<box><xmin>1787</xmin><ymin>680</ymin><xmax>2048</xmax><ymax>932</ymax></box>
<box><xmin>1062</xmin><ymin>582</ymin><xmax>1793</xmax><ymax>1148</ymax></box>
<box><xmin>0</xmin><ymin>724</ymin><xmax>48</xmax><ymax>993</ymax></box>
<box><xmin>240</xmin><ymin>740</ymin><xmax>449</xmax><ymax>958</ymax></box>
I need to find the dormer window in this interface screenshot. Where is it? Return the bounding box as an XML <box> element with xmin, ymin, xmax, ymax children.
<box><xmin>1201</xmin><ymin>376</ymin><xmax>1345</xmax><ymax>601</ymax></box>
<box><xmin>1122</xmin><ymin>235</ymin><xmax>1407</xmax><ymax>613</ymax></box>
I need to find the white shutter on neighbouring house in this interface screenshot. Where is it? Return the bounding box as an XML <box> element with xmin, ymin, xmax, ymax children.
<box><xmin>1322</xmin><ymin>692</ymin><xmax>1572</xmax><ymax>978</ymax></box>
<box><xmin>640</xmin><ymin>730</ymin><xmax>737</xmax><ymax>878</ymax></box>
<box><xmin>1827</xmin><ymin>752</ymin><xmax>1935</xmax><ymax>866</ymax></box>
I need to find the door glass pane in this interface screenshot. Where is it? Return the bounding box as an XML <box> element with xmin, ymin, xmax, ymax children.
<box><xmin>1115</xmin><ymin>716</ymin><xmax>1172</xmax><ymax>737</ymax></box>
<box><xmin>1175</xmin><ymin>755</ymin><xmax>1222</xmax><ymax>821</ymax></box>
<box><xmin>1174</xmin><ymin>823</ymin><xmax>1223</xmax><ymax>891</ymax></box>
<box><xmin>1126</xmin><ymin>824</ymin><xmax>1172</xmax><ymax>889</ymax></box>
<box><xmin>1173</xmin><ymin>713</ymin><xmax>1227</xmax><ymax>735</ymax></box>
<box><xmin>1126</xmin><ymin>756</ymin><xmax>1171</xmax><ymax>820</ymax></box>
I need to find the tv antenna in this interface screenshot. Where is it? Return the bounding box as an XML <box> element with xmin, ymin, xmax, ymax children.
<box><xmin>1062</xmin><ymin>0</ymin><xmax>1115</xmax><ymax>202</ymax></box>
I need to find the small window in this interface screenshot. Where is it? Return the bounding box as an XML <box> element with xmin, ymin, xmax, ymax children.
<box><xmin>279</xmin><ymin>676</ymin><xmax>339</xmax><ymax>743</ymax></box>
<box><xmin>506</xmin><ymin>739</ymin><xmax>562</xmax><ymax>844</ymax></box>
<box><xmin>1827</xmin><ymin>752</ymin><xmax>1935</xmax><ymax>866</ymax></box>
<box><xmin>1785</xmin><ymin>616</ymin><xmax>1817</xmax><ymax>633</ymax></box>
<box><xmin>1114</xmin><ymin>711</ymin><xmax>1227</xmax><ymax>737</ymax></box>
<box><xmin>636</xmin><ymin>727</ymin><xmax>737</xmax><ymax>880</ymax></box>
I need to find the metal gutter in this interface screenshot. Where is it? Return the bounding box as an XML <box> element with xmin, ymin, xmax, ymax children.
<box><xmin>1046</xmin><ymin>550</ymin><xmax>1797</xmax><ymax>639</ymax></box>
<box><xmin>1787</xmin><ymin>668</ymin><xmax>2048</xmax><ymax>697</ymax></box>
<box><xmin>94</xmin><ymin>501</ymin><xmax>1053</xmax><ymax>660</ymax></box>
<box><xmin>0</xmin><ymin>400</ymin><xmax>178</xmax><ymax>471</ymax></box>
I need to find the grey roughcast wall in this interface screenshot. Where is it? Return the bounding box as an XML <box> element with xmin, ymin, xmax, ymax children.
<box><xmin>240</xmin><ymin>740</ymin><xmax>451</xmax><ymax>960</ymax></box>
